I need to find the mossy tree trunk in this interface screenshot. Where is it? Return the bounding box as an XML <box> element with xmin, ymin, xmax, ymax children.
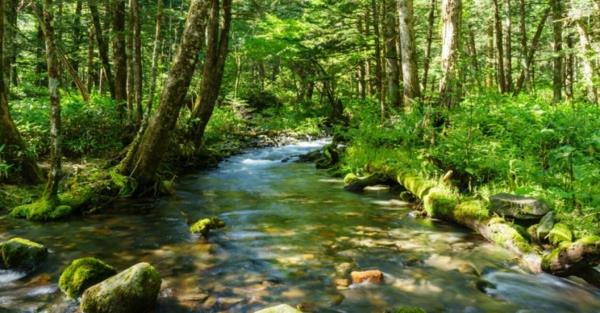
<box><xmin>118</xmin><ymin>0</ymin><xmax>211</xmax><ymax>186</ymax></box>
<box><xmin>190</xmin><ymin>0</ymin><xmax>232</xmax><ymax>147</ymax></box>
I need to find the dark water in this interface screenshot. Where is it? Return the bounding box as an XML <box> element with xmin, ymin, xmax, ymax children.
<box><xmin>2</xmin><ymin>140</ymin><xmax>600</xmax><ymax>313</ymax></box>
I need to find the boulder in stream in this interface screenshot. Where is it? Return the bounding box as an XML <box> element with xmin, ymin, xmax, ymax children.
<box><xmin>254</xmin><ymin>304</ymin><xmax>302</xmax><ymax>313</ymax></box>
<box><xmin>190</xmin><ymin>217</ymin><xmax>226</xmax><ymax>237</ymax></box>
<box><xmin>80</xmin><ymin>262</ymin><xmax>162</xmax><ymax>313</ymax></box>
<box><xmin>489</xmin><ymin>193</ymin><xmax>550</xmax><ymax>220</ymax></box>
<box><xmin>59</xmin><ymin>257</ymin><xmax>117</xmax><ymax>299</ymax></box>
<box><xmin>0</xmin><ymin>237</ymin><xmax>48</xmax><ymax>271</ymax></box>
<box><xmin>350</xmin><ymin>270</ymin><xmax>384</xmax><ymax>284</ymax></box>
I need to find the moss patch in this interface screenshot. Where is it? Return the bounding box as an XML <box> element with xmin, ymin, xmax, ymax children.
<box><xmin>487</xmin><ymin>219</ymin><xmax>533</xmax><ymax>254</ymax></box>
<box><xmin>397</xmin><ymin>173</ymin><xmax>436</xmax><ymax>199</ymax></box>
<box><xmin>454</xmin><ymin>200</ymin><xmax>489</xmax><ymax>221</ymax></box>
<box><xmin>394</xmin><ymin>307</ymin><xmax>427</xmax><ymax>313</ymax></box>
<box><xmin>59</xmin><ymin>257</ymin><xmax>117</xmax><ymax>299</ymax></box>
<box><xmin>190</xmin><ymin>217</ymin><xmax>226</xmax><ymax>237</ymax></box>
<box><xmin>423</xmin><ymin>187</ymin><xmax>458</xmax><ymax>219</ymax></box>
<box><xmin>0</xmin><ymin>237</ymin><xmax>48</xmax><ymax>270</ymax></box>
<box><xmin>547</xmin><ymin>223</ymin><xmax>573</xmax><ymax>245</ymax></box>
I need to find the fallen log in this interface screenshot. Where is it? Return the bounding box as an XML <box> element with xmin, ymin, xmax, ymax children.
<box><xmin>343</xmin><ymin>173</ymin><xmax>400</xmax><ymax>193</ymax></box>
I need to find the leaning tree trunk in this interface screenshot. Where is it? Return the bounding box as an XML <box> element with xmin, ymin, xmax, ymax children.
<box><xmin>190</xmin><ymin>0</ymin><xmax>232</xmax><ymax>147</ymax></box>
<box><xmin>439</xmin><ymin>0</ymin><xmax>462</xmax><ymax>107</ymax></box>
<box><xmin>0</xmin><ymin>1</ymin><xmax>43</xmax><ymax>184</ymax></box>
<box><xmin>118</xmin><ymin>0</ymin><xmax>210</xmax><ymax>186</ymax></box>
<box><xmin>88</xmin><ymin>0</ymin><xmax>115</xmax><ymax>98</ymax></box>
<box><xmin>575</xmin><ymin>20</ymin><xmax>598</xmax><ymax>104</ymax></box>
<box><xmin>551</xmin><ymin>0</ymin><xmax>563</xmax><ymax>103</ymax></box>
<box><xmin>383</xmin><ymin>0</ymin><xmax>400</xmax><ymax>108</ymax></box>
<box><xmin>147</xmin><ymin>0</ymin><xmax>164</xmax><ymax>112</ymax></box>
<box><xmin>397</xmin><ymin>0</ymin><xmax>421</xmax><ymax>105</ymax></box>
<box><xmin>38</xmin><ymin>0</ymin><xmax>62</xmax><ymax>202</ymax></box>
<box><xmin>112</xmin><ymin>0</ymin><xmax>127</xmax><ymax>113</ymax></box>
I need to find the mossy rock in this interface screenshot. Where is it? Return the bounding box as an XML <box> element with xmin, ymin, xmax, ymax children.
<box><xmin>343</xmin><ymin>173</ymin><xmax>359</xmax><ymax>186</ymax></box>
<box><xmin>489</xmin><ymin>193</ymin><xmax>550</xmax><ymax>220</ymax></box>
<box><xmin>59</xmin><ymin>257</ymin><xmax>117</xmax><ymax>299</ymax></box>
<box><xmin>394</xmin><ymin>307</ymin><xmax>427</xmax><ymax>313</ymax></box>
<box><xmin>547</xmin><ymin>223</ymin><xmax>573</xmax><ymax>245</ymax></box>
<box><xmin>190</xmin><ymin>217</ymin><xmax>226</xmax><ymax>237</ymax></box>
<box><xmin>254</xmin><ymin>304</ymin><xmax>302</xmax><ymax>313</ymax></box>
<box><xmin>10</xmin><ymin>188</ymin><xmax>97</xmax><ymax>221</ymax></box>
<box><xmin>0</xmin><ymin>237</ymin><xmax>48</xmax><ymax>270</ymax></box>
<box><xmin>536</xmin><ymin>212</ymin><xmax>554</xmax><ymax>240</ymax></box>
<box><xmin>80</xmin><ymin>262</ymin><xmax>162</xmax><ymax>313</ymax></box>
<box><xmin>486</xmin><ymin>219</ymin><xmax>533</xmax><ymax>253</ymax></box>
<box><xmin>423</xmin><ymin>187</ymin><xmax>458</xmax><ymax>219</ymax></box>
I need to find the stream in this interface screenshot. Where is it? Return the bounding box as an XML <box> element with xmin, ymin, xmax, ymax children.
<box><xmin>2</xmin><ymin>140</ymin><xmax>600</xmax><ymax>313</ymax></box>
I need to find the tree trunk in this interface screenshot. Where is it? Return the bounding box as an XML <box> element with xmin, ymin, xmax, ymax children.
<box><xmin>467</xmin><ymin>23</ymin><xmax>481</xmax><ymax>88</ymax></box>
<box><xmin>486</xmin><ymin>23</ymin><xmax>495</xmax><ymax>88</ymax></box>
<box><xmin>38</xmin><ymin>0</ymin><xmax>62</xmax><ymax>202</ymax></box>
<box><xmin>86</xmin><ymin>24</ymin><xmax>96</xmax><ymax>92</ymax></box>
<box><xmin>551</xmin><ymin>0</ymin><xmax>563</xmax><ymax>102</ymax></box>
<box><xmin>0</xmin><ymin>1</ymin><xmax>43</xmax><ymax>184</ymax></box>
<box><xmin>384</xmin><ymin>0</ymin><xmax>400</xmax><ymax>108</ymax></box>
<box><xmin>439</xmin><ymin>0</ymin><xmax>462</xmax><ymax>107</ymax></box>
<box><xmin>3</xmin><ymin>0</ymin><xmax>17</xmax><ymax>88</ymax></box>
<box><xmin>357</xmin><ymin>17</ymin><xmax>367</xmax><ymax>99</ymax></box>
<box><xmin>191</xmin><ymin>0</ymin><xmax>233</xmax><ymax>147</ymax></box>
<box><xmin>515</xmin><ymin>8</ymin><xmax>550</xmax><ymax>93</ymax></box>
<box><xmin>565</xmin><ymin>33</ymin><xmax>575</xmax><ymax>100</ymax></box>
<box><xmin>422</xmin><ymin>0</ymin><xmax>436</xmax><ymax>96</ymax></box>
<box><xmin>370</xmin><ymin>0</ymin><xmax>384</xmax><ymax>121</ymax></box>
<box><xmin>118</xmin><ymin>0</ymin><xmax>210</xmax><ymax>186</ymax></box>
<box><xmin>130</xmin><ymin>0</ymin><xmax>143</xmax><ymax>125</ymax></box>
<box><xmin>518</xmin><ymin>0</ymin><xmax>528</xmax><ymax>86</ymax></box>
<box><xmin>492</xmin><ymin>0</ymin><xmax>507</xmax><ymax>93</ymax></box>
<box><xmin>88</xmin><ymin>0</ymin><xmax>115</xmax><ymax>98</ymax></box>
<box><xmin>504</xmin><ymin>0</ymin><xmax>513</xmax><ymax>91</ymax></box>
<box><xmin>575</xmin><ymin>20</ymin><xmax>598</xmax><ymax>104</ymax></box>
<box><xmin>71</xmin><ymin>0</ymin><xmax>83</xmax><ymax>76</ymax></box>
<box><xmin>147</xmin><ymin>0</ymin><xmax>164</xmax><ymax>112</ymax></box>
<box><xmin>397</xmin><ymin>0</ymin><xmax>421</xmax><ymax>106</ymax></box>
<box><xmin>113</xmin><ymin>0</ymin><xmax>127</xmax><ymax>112</ymax></box>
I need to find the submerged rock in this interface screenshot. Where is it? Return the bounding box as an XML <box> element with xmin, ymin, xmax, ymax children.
<box><xmin>394</xmin><ymin>307</ymin><xmax>427</xmax><ymax>313</ymax></box>
<box><xmin>489</xmin><ymin>193</ymin><xmax>550</xmax><ymax>220</ymax></box>
<box><xmin>59</xmin><ymin>257</ymin><xmax>117</xmax><ymax>299</ymax></box>
<box><xmin>350</xmin><ymin>270</ymin><xmax>384</xmax><ymax>284</ymax></box>
<box><xmin>190</xmin><ymin>217</ymin><xmax>226</xmax><ymax>237</ymax></box>
<box><xmin>80</xmin><ymin>262</ymin><xmax>162</xmax><ymax>313</ymax></box>
<box><xmin>0</xmin><ymin>237</ymin><xmax>48</xmax><ymax>271</ymax></box>
<box><xmin>254</xmin><ymin>304</ymin><xmax>302</xmax><ymax>313</ymax></box>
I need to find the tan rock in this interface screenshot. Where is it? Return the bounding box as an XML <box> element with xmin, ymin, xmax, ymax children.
<box><xmin>350</xmin><ymin>270</ymin><xmax>384</xmax><ymax>284</ymax></box>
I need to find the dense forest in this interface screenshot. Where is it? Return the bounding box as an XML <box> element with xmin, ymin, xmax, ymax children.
<box><xmin>1</xmin><ymin>0</ymin><xmax>600</xmax><ymax>312</ymax></box>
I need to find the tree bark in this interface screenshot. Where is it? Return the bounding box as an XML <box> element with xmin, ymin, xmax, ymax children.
<box><xmin>118</xmin><ymin>0</ymin><xmax>210</xmax><ymax>186</ymax></box>
<box><xmin>504</xmin><ymin>0</ymin><xmax>513</xmax><ymax>91</ymax></box>
<box><xmin>439</xmin><ymin>0</ymin><xmax>462</xmax><ymax>107</ymax></box>
<box><xmin>515</xmin><ymin>8</ymin><xmax>550</xmax><ymax>93</ymax></box>
<box><xmin>130</xmin><ymin>0</ymin><xmax>143</xmax><ymax>125</ymax></box>
<box><xmin>575</xmin><ymin>20</ymin><xmax>598</xmax><ymax>104</ymax></box>
<box><xmin>86</xmin><ymin>24</ymin><xmax>96</xmax><ymax>92</ymax></box>
<box><xmin>0</xmin><ymin>0</ymin><xmax>43</xmax><ymax>184</ymax></box>
<box><xmin>357</xmin><ymin>17</ymin><xmax>367</xmax><ymax>99</ymax></box>
<box><xmin>190</xmin><ymin>0</ymin><xmax>232</xmax><ymax>147</ymax></box>
<box><xmin>518</xmin><ymin>0</ymin><xmax>528</xmax><ymax>86</ymax></box>
<box><xmin>38</xmin><ymin>0</ymin><xmax>62</xmax><ymax>202</ymax></box>
<box><xmin>112</xmin><ymin>0</ymin><xmax>127</xmax><ymax>112</ymax></box>
<box><xmin>370</xmin><ymin>0</ymin><xmax>385</xmax><ymax>121</ymax></box>
<box><xmin>492</xmin><ymin>0</ymin><xmax>507</xmax><ymax>93</ymax></box>
<box><xmin>422</xmin><ymin>0</ymin><xmax>436</xmax><ymax>96</ymax></box>
<box><xmin>384</xmin><ymin>0</ymin><xmax>400</xmax><ymax>108</ymax></box>
<box><xmin>147</xmin><ymin>0</ymin><xmax>164</xmax><ymax>112</ymax></box>
<box><xmin>397</xmin><ymin>0</ymin><xmax>421</xmax><ymax>105</ymax></box>
<box><xmin>3</xmin><ymin>0</ymin><xmax>18</xmax><ymax>87</ymax></box>
<box><xmin>486</xmin><ymin>23</ymin><xmax>495</xmax><ymax>88</ymax></box>
<box><xmin>565</xmin><ymin>33</ymin><xmax>575</xmax><ymax>100</ymax></box>
<box><xmin>551</xmin><ymin>0</ymin><xmax>563</xmax><ymax>102</ymax></box>
<box><xmin>88</xmin><ymin>0</ymin><xmax>115</xmax><ymax>98</ymax></box>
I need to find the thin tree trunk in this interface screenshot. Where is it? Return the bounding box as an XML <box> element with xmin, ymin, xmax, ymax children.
<box><xmin>87</xmin><ymin>25</ymin><xmax>96</xmax><ymax>92</ymax></box>
<box><xmin>0</xmin><ymin>0</ymin><xmax>43</xmax><ymax>184</ymax></box>
<box><xmin>88</xmin><ymin>0</ymin><xmax>115</xmax><ymax>98</ymax></box>
<box><xmin>551</xmin><ymin>0</ymin><xmax>563</xmax><ymax>102</ymax></box>
<box><xmin>370</xmin><ymin>0</ymin><xmax>385</xmax><ymax>121</ymax></box>
<box><xmin>565</xmin><ymin>32</ymin><xmax>575</xmax><ymax>100</ymax></box>
<box><xmin>518</xmin><ymin>0</ymin><xmax>528</xmax><ymax>85</ymax></box>
<box><xmin>113</xmin><ymin>0</ymin><xmax>127</xmax><ymax>113</ymax></box>
<box><xmin>397</xmin><ymin>0</ymin><xmax>421</xmax><ymax>105</ymax></box>
<box><xmin>357</xmin><ymin>17</ymin><xmax>367</xmax><ymax>99</ymax></box>
<box><xmin>384</xmin><ymin>0</ymin><xmax>400</xmax><ymax>107</ymax></box>
<box><xmin>131</xmin><ymin>0</ymin><xmax>143</xmax><ymax>125</ymax></box>
<box><xmin>147</xmin><ymin>0</ymin><xmax>164</xmax><ymax>112</ymax></box>
<box><xmin>38</xmin><ymin>0</ymin><xmax>62</xmax><ymax>202</ymax></box>
<box><xmin>439</xmin><ymin>0</ymin><xmax>462</xmax><ymax>107</ymax></box>
<box><xmin>191</xmin><ymin>0</ymin><xmax>233</xmax><ymax>147</ymax></box>
<box><xmin>467</xmin><ymin>23</ymin><xmax>481</xmax><ymax>88</ymax></box>
<box><xmin>504</xmin><ymin>0</ymin><xmax>513</xmax><ymax>91</ymax></box>
<box><xmin>575</xmin><ymin>20</ymin><xmax>598</xmax><ymax>104</ymax></box>
<box><xmin>422</xmin><ymin>0</ymin><xmax>436</xmax><ymax>95</ymax></box>
<box><xmin>515</xmin><ymin>8</ymin><xmax>550</xmax><ymax>93</ymax></box>
<box><xmin>486</xmin><ymin>23</ymin><xmax>495</xmax><ymax>88</ymax></box>
<box><xmin>71</xmin><ymin>0</ymin><xmax>83</xmax><ymax>75</ymax></box>
<box><xmin>3</xmin><ymin>0</ymin><xmax>17</xmax><ymax>88</ymax></box>
<box><xmin>492</xmin><ymin>0</ymin><xmax>507</xmax><ymax>92</ymax></box>
<box><xmin>118</xmin><ymin>0</ymin><xmax>210</xmax><ymax>186</ymax></box>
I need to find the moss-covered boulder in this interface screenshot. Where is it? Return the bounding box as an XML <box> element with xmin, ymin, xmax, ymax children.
<box><xmin>547</xmin><ymin>223</ymin><xmax>573</xmax><ymax>245</ymax></box>
<box><xmin>394</xmin><ymin>307</ymin><xmax>427</xmax><ymax>313</ymax></box>
<box><xmin>190</xmin><ymin>217</ymin><xmax>225</xmax><ymax>237</ymax></box>
<box><xmin>489</xmin><ymin>193</ymin><xmax>550</xmax><ymax>220</ymax></box>
<box><xmin>0</xmin><ymin>237</ymin><xmax>48</xmax><ymax>270</ymax></box>
<box><xmin>80</xmin><ymin>262</ymin><xmax>161</xmax><ymax>313</ymax></box>
<box><xmin>59</xmin><ymin>257</ymin><xmax>117</xmax><ymax>299</ymax></box>
<box><xmin>536</xmin><ymin>212</ymin><xmax>555</xmax><ymax>240</ymax></box>
<box><xmin>254</xmin><ymin>304</ymin><xmax>302</xmax><ymax>313</ymax></box>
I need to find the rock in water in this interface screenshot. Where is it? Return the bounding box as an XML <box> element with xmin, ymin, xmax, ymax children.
<box><xmin>59</xmin><ymin>257</ymin><xmax>117</xmax><ymax>299</ymax></box>
<box><xmin>489</xmin><ymin>193</ymin><xmax>550</xmax><ymax>220</ymax></box>
<box><xmin>254</xmin><ymin>304</ymin><xmax>302</xmax><ymax>313</ymax></box>
<box><xmin>394</xmin><ymin>307</ymin><xmax>427</xmax><ymax>313</ymax></box>
<box><xmin>0</xmin><ymin>237</ymin><xmax>48</xmax><ymax>271</ymax></box>
<box><xmin>190</xmin><ymin>217</ymin><xmax>226</xmax><ymax>237</ymax></box>
<box><xmin>350</xmin><ymin>270</ymin><xmax>384</xmax><ymax>284</ymax></box>
<box><xmin>80</xmin><ymin>262</ymin><xmax>161</xmax><ymax>313</ymax></box>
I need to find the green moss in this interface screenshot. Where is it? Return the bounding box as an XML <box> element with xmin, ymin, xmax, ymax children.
<box><xmin>398</xmin><ymin>173</ymin><xmax>435</xmax><ymax>199</ymax></box>
<box><xmin>0</xmin><ymin>237</ymin><xmax>48</xmax><ymax>270</ymax></box>
<box><xmin>423</xmin><ymin>187</ymin><xmax>458</xmax><ymax>219</ymax></box>
<box><xmin>343</xmin><ymin>173</ymin><xmax>359</xmax><ymax>186</ymax></box>
<box><xmin>487</xmin><ymin>219</ymin><xmax>533</xmax><ymax>254</ymax></box>
<box><xmin>190</xmin><ymin>217</ymin><xmax>226</xmax><ymax>237</ymax></box>
<box><xmin>109</xmin><ymin>170</ymin><xmax>137</xmax><ymax>196</ymax></box>
<box><xmin>394</xmin><ymin>307</ymin><xmax>426</xmax><ymax>313</ymax></box>
<box><xmin>454</xmin><ymin>200</ymin><xmax>489</xmax><ymax>221</ymax></box>
<box><xmin>59</xmin><ymin>257</ymin><xmax>117</xmax><ymax>299</ymax></box>
<box><xmin>547</xmin><ymin>223</ymin><xmax>573</xmax><ymax>245</ymax></box>
<box><xmin>577</xmin><ymin>235</ymin><xmax>600</xmax><ymax>245</ymax></box>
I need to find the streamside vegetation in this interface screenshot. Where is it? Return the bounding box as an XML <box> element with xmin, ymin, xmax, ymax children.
<box><xmin>0</xmin><ymin>0</ymin><xmax>600</xmax><ymax>311</ymax></box>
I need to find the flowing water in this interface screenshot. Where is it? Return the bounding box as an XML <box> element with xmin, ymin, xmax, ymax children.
<box><xmin>2</xmin><ymin>140</ymin><xmax>600</xmax><ymax>313</ymax></box>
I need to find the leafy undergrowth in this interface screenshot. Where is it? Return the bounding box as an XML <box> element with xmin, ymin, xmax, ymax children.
<box><xmin>339</xmin><ymin>90</ymin><xmax>600</xmax><ymax>237</ymax></box>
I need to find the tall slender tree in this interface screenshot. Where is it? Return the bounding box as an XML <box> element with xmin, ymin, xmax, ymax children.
<box><xmin>147</xmin><ymin>0</ymin><xmax>164</xmax><ymax>112</ymax></box>
<box><xmin>551</xmin><ymin>0</ymin><xmax>564</xmax><ymax>102</ymax></box>
<box><xmin>492</xmin><ymin>0</ymin><xmax>507</xmax><ymax>93</ymax></box>
<box><xmin>88</xmin><ymin>0</ymin><xmax>115</xmax><ymax>98</ymax></box>
<box><xmin>383</xmin><ymin>0</ymin><xmax>400</xmax><ymax>107</ymax></box>
<box><xmin>130</xmin><ymin>0</ymin><xmax>143</xmax><ymax>124</ymax></box>
<box><xmin>397</xmin><ymin>0</ymin><xmax>420</xmax><ymax>105</ymax></box>
<box><xmin>439</xmin><ymin>0</ymin><xmax>462</xmax><ymax>107</ymax></box>
<box><xmin>113</xmin><ymin>0</ymin><xmax>127</xmax><ymax>112</ymax></box>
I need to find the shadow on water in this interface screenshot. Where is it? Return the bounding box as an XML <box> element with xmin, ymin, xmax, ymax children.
<box><xmin>2</xmin><ymin>139</ymin><xmax>600</xmax><ymax>312</ymax></box>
